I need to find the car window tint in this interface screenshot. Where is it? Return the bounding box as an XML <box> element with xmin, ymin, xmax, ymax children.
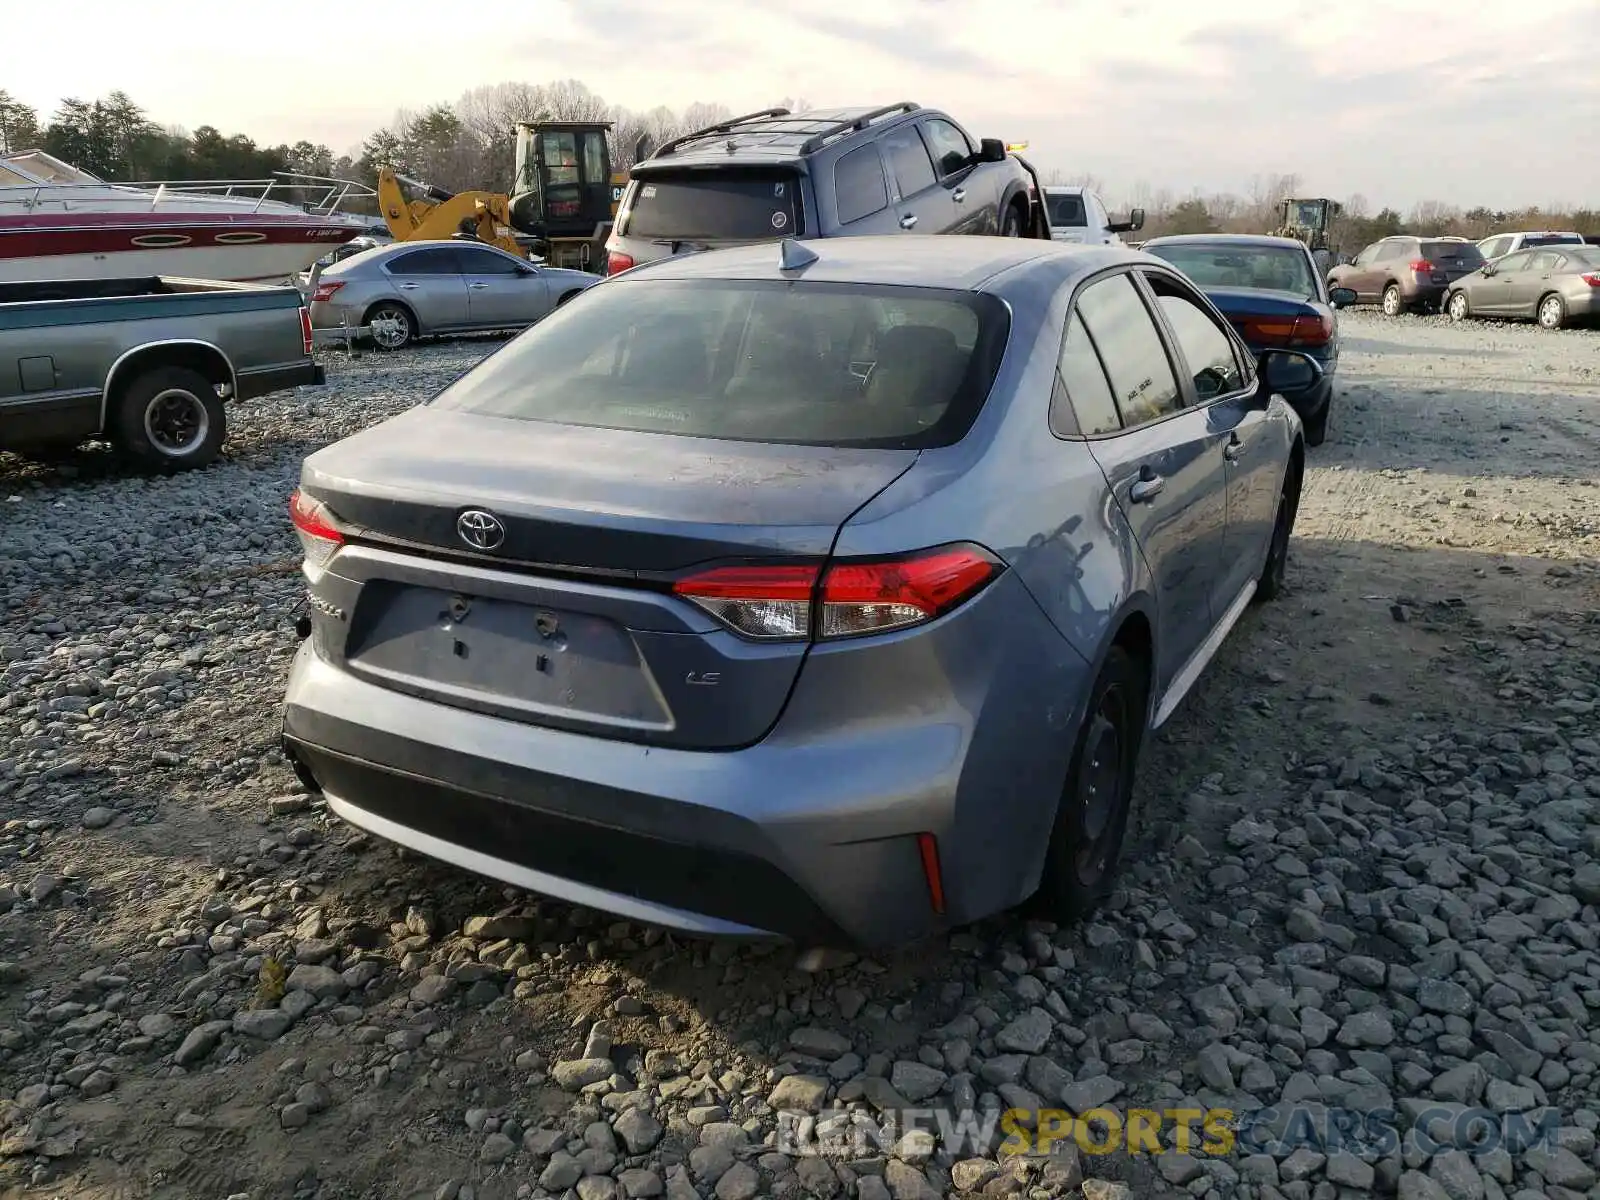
<box><xmin>454</xmin><ymin>247</ymin><xmax>522</xmax><ymax>275</ymax></box>
<box><xmin>881</xmin><ymin>126</ymin><xmax>936</xmax><ymax>198</ymax></box>
<box><xmin>1528</xmin><ymin>251</ymin><xmax>1561</xmax><ymax>272</ymax></box>
<box><xmin>1051</xmin><ymin>312</ymin><xmax>1121</xmax><ymax>437</ymax></box>
<box><xmin>834</xmin><ymin>144</ymin><xmax>888</xmax><ymax>224</ymax></box>
<box><xmin>1149</xmin><ymin>284</ymin><xmax>1245</xmax><ymax>402</ymax></box>
<box><xmin>920</xmin><ymin>120</ymin><xmax>972</xmax><ymax>178</ymax></box>
<box><xmin>1497</xmin><ymin>251</ymin><xmax>1532</xmax><ymax>272</ymax></box>
<box><xmin>624</xmin><ymin>171</ymin><xmax>799</xmax><ymax>240</ymax></box>
<box><xmin>1074</xmin><ymin>274</ymin><xmax>1180</xmax><ymax>427</ymax></box>
<box><xmin>429</xmin><ymin>278</ymin><xmax>1011</xmax><ymax>451</ymax></box>
<box><xmin>387</xmin><ymin>248</ymin><xmax>459</xmax><ymax>275</ymax></box>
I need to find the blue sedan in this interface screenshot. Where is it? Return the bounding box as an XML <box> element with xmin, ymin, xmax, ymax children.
<box><xmin>281</xmin><ymin>235</ymin><xmax>1318</xmax><ymax>947</ymax></box>
<box><xmin>1141</xmin><ymin>233</ymin><xmax>1356</xmax><ymax>446</ymax></box>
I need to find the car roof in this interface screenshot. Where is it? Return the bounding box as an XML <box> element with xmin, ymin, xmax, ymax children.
<box><xmin>1142</xmin><ymin>233</ymin><xmax>1308</xmax><ymax>250</ymax></box>
<box><xmin>633</xmin><ymin>104</ymin><xmax>927</xmax><ymax>171</ymax></box>
<box><xmin>1043</xmin><ymin>186</ymin><xmax>1084</xmax><ymax>196</ymax></box>
<box><xmin>612</xmin><ymin>235</ymin><xmax>1138</xmax><ymax>293</ymax></box>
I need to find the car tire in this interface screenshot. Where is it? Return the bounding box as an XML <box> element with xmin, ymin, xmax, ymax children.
<box><xmin>111</xmin><ymin>365</ymin><xmax>226</xmax><ymax>471</ymax></box>
<box><xmin>1381</xmin><ymin>284</ymin><xmax>1403</xmax><ymax>317</ymax></box>
<box><xmin>1254</xmin><ymin>459</ymin><xmax>1302</xmax><ymax>604</ymax></box>
<box><xmin>1000</xmin><ymin>203</ymin><xmax>1024</xmax><ymax>238</ymax></box>
<box><xmin>1537</xmin><ymin>293</ymin><xmax>1567</xmax><ymax>330</ymax></box>
<box><xmin>555</xmin><ymin>290</ymin><xmax>581</xmax><ymax>307</ymax></box>
<box><xmin>1036</xmin><ymin>645</ymin><xmax>1147</xmax><ymax>922</ymax></box>
<box><xmin>365</xmin><ymin>301</ymin><xmax>417</xmax><ymax>350</ymax></box>
<box><xmin>1447</xmin><ymin>290</ymin><xmax>1470</xmax><ymax>322</ymax></box>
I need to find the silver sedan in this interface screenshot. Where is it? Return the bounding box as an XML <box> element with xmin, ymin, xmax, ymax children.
<box><xmin>1444</xmin><ymin>245</ymin><xmax>1600</xmax><ymax>330</ymax></box>
<box><xmin>307</xmin><ymin>239</ymin><xmax>602</xmax><ymax>350</ymax></box>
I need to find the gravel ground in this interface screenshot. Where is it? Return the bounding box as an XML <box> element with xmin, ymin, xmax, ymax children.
<box><xmin>1</xmin><ymin>312</ymin><xmax>1598</xmax><ymax>1200</ymax></box>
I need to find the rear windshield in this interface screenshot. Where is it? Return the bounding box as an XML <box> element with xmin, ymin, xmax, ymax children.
<box><xmin>1520</xmin><ymin>233</ymin><xmax>1582</xmax><ymax>248</ymax></box>
<box><xmin>622</xmin><ymin>171</ymin><xmax>800</xmax><ymax>241</ymax></box>
<box><xmin>430</xmin><ymin>278</ymin><xmax>1010</xmax><ymax>450</ymax></box>
<box><xmin>1047</xmin><ymin>194</ymin><xmax>1086</xmax><ymax>227</ymax></box>
<box><xmin>1144</xmin><ymin>243</ymin><xmax>1317</xmax><ymax>296</ymax></box>
<box><xmin>1422</xmin><ymin>241</ymin><xmax>1484</xmax><ymax>264</ymax></box>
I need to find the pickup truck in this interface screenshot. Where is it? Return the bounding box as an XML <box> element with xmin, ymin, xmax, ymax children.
<box><xmin>1</xmin><ymin>276</ymin><xmax>324</xmax><ymax>470</ymax></box>
<box><xmin>1043</xmin><ymin>185</ymin><xmax>1145</xmax><ymax>246</ymax></box>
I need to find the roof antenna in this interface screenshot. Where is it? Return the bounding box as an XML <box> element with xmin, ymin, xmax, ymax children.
<box><xmin>778</xmin><ymin>238</ymin><xmax>818</xmax><ymax>272</ymax></box>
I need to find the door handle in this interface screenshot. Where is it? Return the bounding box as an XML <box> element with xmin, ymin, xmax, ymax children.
<box><xmin>1129</xmin><ymin>474</ymin><xmax>1165</xmax><ymax>503</ymax></box>
<box><xmin>951</xmin><ymin>188</ymin><xmax>966</xmax><ymax>203</ymax></box>
<box><xmin>900</xmin><ymin>214</ymin><xmax>918</xmax><ymax>230</ymax></box>
<box><xmin>397</xmin><ymin>283</ymin><xmax>419</xmax><ymax>290</ymax></box>
<box><xmin>469</xmin><ymin>282</ymin><xmax>488</xmax><ymax>289</ymax></box>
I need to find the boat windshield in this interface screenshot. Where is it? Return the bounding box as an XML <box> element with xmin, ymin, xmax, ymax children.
<box><xmin>0</xmin><ymin>163</ymin><xmax>36</xmax><ymax>187</ymax></box>
<box><xmin>1</xmin><ymin>151</ymin><xmax>102</xmax><ymax>185</ymax></box>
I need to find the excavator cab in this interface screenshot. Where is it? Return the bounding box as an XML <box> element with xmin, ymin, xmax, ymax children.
<box><xmin>1277</xmin><ymin>197</ymin><xmax>1343</xmax><ymax>276</ymax></box>
<box><xmin>510</xmin><ymin>122</ymin><xmax>617</xmax><ymax>268</ymax></box>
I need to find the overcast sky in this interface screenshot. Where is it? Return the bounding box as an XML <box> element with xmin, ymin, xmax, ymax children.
<box><xmin>9</xmin><ymin>0</ymin><xmax>1594</xmax><ymax>211</ymax></box>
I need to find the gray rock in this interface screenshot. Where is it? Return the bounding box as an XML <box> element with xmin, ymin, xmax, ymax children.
<box><xmin>789</xmin><ymin>1026</ymin><xmax>852</xmax><ymax>1060</ymax></box>
<box><xmin>713</xmin><ymin>1161</ymin><xmax>759</xmax><ymax>1200</ymax></box>
<box><xmin>540</xmin><ymin>1152</ymin><xmax>584</xmax><ymax>1190</ymax></box>
<box><xmin>1061</xmin><ymin>1075</ymin><xmax>1122</xmax><ymax>1114</ymax></box>
<box><xmin>138</xmin><ymin>1013</ymin><xmax>177</xmax><ymax>1039</ymax></box>
<box><xmin>173</xmin><ymin>1020</ymin><xmax>230</xmax><ymax>1066</ymax></box>
<box><xmin>618</xmin><ymin>1168</ymin><xmax>665</xmax><ymax>1198</ymax></box>
<box><xmin>889</xmin><ymin>1060</ymin><xmax>946</xmax><ymax>1103</ymax></box>
<box><xmin>552</xmin><ymin>1059</ymin><xmax>614</xmax><ymax>1091</ymax></box>
<box><xmin>233</xmin><ymin>1008</ymin><xmax>292</xmax><ymax>1040</ymax></box>
<box><xmin>479</xmin><ymin>1132</ymin><xmax>516</xmax><ymax>1163</ymax></box>
<box><xmin>1398</xmin><ymin>1170</ymin><xmax>1453</xmax><ymax>1200</ymax></box>
<box><xmin>1336</xmin><ymin>1010</ymin><xmax>1395</xmax><ymax>1048</ymax></box>
<box><xmin>81</xmin><ymin>806</ymin><xmax>115</xmax><ymax>829</ymax></box>
<box><xmin>286</xmin><ymin>963</ymin><xmax>347</xmax><ymax>1000</ymax></box>
<box><xmin>1522</xmin><ymin>1145</ymin><xmax>1596</xmax><ymax>1189</ymax></box>
<box><xmin>1429</xmin><ymin>1149</ymin><xmax>1485</xmax><ymax>1200</ymax></box>
<box><xmin>614</xmin><ymin>1107</ymin><xmax>664</xmax><ymax>1153</ymax></box>
<box><xmin>409</xmin><ymin>975</ymin><xmax>455</xmax><ymax>1005</ymax></box>
<box><xmin>767</xmin><ymin>1074</ymin><xmax>829</xmax><ymax>1114</ymax></box>
<box><xmin>1417</xmin><ymin>978</ymin><xmax>1474</xmax><ymax>1016</ymax></box>
<box><xmin>994</xmin><ymin>1007</ymin><xmax>1053</xmax><ymax>1054</ymax></box>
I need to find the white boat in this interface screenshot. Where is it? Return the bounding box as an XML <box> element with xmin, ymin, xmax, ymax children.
<box><xmin>0</xmin><ymin>149</ymin><xmax>381</xmax><ymax>283</ymax></box>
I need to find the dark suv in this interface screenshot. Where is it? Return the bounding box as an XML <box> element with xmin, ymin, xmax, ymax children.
<box><xmin>1328</xmin><ymin>235</ymin><xmax>1486</xmax><ymax>315</ymax></box>
<box><xmin>604</xmin><ymin>104</ymin><xmax>1045</xmax><ymax>274</ymax></box>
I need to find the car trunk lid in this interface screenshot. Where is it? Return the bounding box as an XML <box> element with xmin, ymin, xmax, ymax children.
<box><xmin>298</xmin><ymin>407</ymin><xmax>918</xmax><ymax>749</ymax></box>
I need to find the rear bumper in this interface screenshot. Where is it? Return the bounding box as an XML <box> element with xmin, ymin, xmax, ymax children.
<box><xmin>1561</xmin><ymin>290</ymin><xmax>1600</xmax><ymax>318</ymax></box>
<box><xmin>281</xmin><ymin>573</ymin><xmax>1089</xmax><ymax>946</ymax></box>
<box><xmin>236</xmin><ymin>360</ymin><xmax>323</xmax><ymax>401</ymax></box>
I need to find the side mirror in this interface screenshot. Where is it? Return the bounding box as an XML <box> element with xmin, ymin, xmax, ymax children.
<box><xmin>1128</xmin><ymin>207</ymin><xmax>1146</xmax><ymax>231</ymax></box>
<box><xmin>978</xmin><ymin>138</ymin><xmax>1008</xmax><ymax>164</ymax></box>
<box><xmin>1328</xmin><ymin>287</ymin><xmax>1357</xmax><ymax>309</ymax></box>
<box><xmin>1480</xmin><ymin>264</ymin><xmax>1496</xmax><ymax>277</ymax></box>
<box><xmin>1259</xmin><ymin>348</ymin><xmax>1324</xmax><ymax>395</ymax></box>
<box><xmin>518</xmin><ymin>264</ymin><xmax>539</xmax><ymax>275</ymax></box>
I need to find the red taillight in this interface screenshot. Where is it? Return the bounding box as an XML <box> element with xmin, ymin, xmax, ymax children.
<box><xmin>1582</xmin><ymin>273</ymin><xmax>1600</xmax><ymax>288</ymax></box>
<box><xmin>1409</xmin><ymin>259</ymin><xmax>1435</xmax><ymax>273</ymax></box>
<box><xmin>310</xmin><ymin>281</ymin><xmax>344</xmax><ymax>304</ymax></box>
<box><xmin>671</xmin><ymin>544</ymin><xmax>1001</xmax><ymax>642</ymax></box>
<box><xmin>299</xmin><ymin>306</ymin><xmax>313</xmax><ymax>356</ymax></box>
<box><xmin>1241</xmin><ymin>312</ymin><xmax>1332</xmax><ymax>347</ymax></box>
<box><xmin>606</xmin><ymin>251</ymin><xmax>635</xmax><ymax>276</ymax></box>
<box><xmin>289</xmin><ymin>488</ymin><xmax>344</xmax><ymax>570</ymax></box>
<box><xmin>917</xmin><ymin>833</ymin><xmax>946</xmax><ymax>915</ymax></box>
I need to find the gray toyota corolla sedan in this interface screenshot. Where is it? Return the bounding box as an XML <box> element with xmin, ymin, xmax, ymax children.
<box><xmin>281</xmin><ymin>235</ymin><xmax>1315</xmax><ymax>947</ymax></box>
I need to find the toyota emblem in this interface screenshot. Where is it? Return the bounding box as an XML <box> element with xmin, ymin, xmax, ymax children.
<box><xmin>456</xmin><ymin>509</ymin><xmax>506</xmax><ymax>551</ymax></box>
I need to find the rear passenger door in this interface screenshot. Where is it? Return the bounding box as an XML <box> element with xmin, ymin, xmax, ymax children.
<box><xmin>1518</xmin><ymin>251</ymin><xmax>1563</xmax><ymax>314</ymax></box>
<box><xmin>918</xmin><ymin>118</ymin><xmax>991</xmax><ymax>234</ymax></box>
<box><xmin>383</xmin><ymin>247</ymin><xmax>469</xmax><ymax>332</ymax></box>
<box><xmin>1141</xmin><ymin>268</ymin><xmax>1278</xmax><ymax>614</ymax></box>
<box><xmin>1062</xmin><ymin>271</ymin><xmax>1231</xmax><ymax>697</ymax></box>
<box><xmin>878</xmin><ymin>124</ymin><xmax>957</xmax><ymax>235</ymax></box>
<box><xmin>830</xmin><ymin>142</ymin><xmax>905</xmax><ymax>237</ymax></box>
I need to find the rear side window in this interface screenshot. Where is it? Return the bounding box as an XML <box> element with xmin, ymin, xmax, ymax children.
<box><xmin>623</xmin><ymin>172</ymin><xmax>799</xmax><ymax>240</ymax></box>
<box><xmin>880</xmin><ymin>126</ymin><xmax>937</xmax><ymax>198</ymax></box>
<box><xmin>430</xmin><ymin>279</ymin><xmax>1011</xmax><ymax>450</ymax></box>
<box><xmin>1074</xmin><ymin>273</ymin><xmax>1181</xmax><ymax>428</ymax></box>
<box><xmin>387</xmin><ymin>248</ymin><xmax>459</xmax><ymax>275</ymax></box>
<box><xmin>1047</xmin><ymin>194</ymin><xmax>1086</xmax><ymax>227</ymax></box>
<box><xmin>1051</xmin><ymin>313</ymin><xmax>1121</xmax><ymax>437</ymax></box>
<box><xmin>835</xmin><ymin>145</ymin><xmax>888</xmax><ymax>224</ymax></box>
<box><xmin>1422</xmin><ymin>241</ymin><xmax>1483</xmax><ymax>266</ymax></box>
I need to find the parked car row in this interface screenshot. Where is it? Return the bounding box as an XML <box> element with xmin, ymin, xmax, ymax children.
<box><xmin>280</xmin><ymin>231</ymin><xmax>1324</xmax><ymax>948</ymax></box>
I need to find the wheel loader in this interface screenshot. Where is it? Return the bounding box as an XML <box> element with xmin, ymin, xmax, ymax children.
<box><xmin>376</xmin><ymin>121</ymin><xmax>641</xmax><ymax>272</ymax></box>
<box><xmin>1274</xmin><ymin>197</ymin><xmax>1343</xmax><ymax>277</ymax></box>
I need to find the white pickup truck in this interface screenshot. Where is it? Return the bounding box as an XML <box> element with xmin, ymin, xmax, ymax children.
<box><xmin>1043</xmin><ymin>186</ymin><xmax>1145</xmax><ymax>246</ymax></box>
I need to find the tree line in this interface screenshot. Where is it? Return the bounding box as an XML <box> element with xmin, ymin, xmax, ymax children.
<box><xmin>4</xmin><ymin>83</ymin><xmax>1596</xmax><ymax>249</ymax></box>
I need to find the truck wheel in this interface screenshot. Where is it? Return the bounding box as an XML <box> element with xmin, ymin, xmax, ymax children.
<box><xmin>1000</xmin><ymin>203</ymin><xmax>1024</xmax><ymax>238</ymax></box>
<box><xmin>112</xmin><ymin>366</ymin><xmax>226</xmax><ymax>471</ymax></box>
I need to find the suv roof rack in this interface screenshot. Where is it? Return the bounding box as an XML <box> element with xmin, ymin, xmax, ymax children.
<box><xmin>650</xmin><ymin>108</ymin><xmax>793</xmax><ymax>159</ymax></box>
<box><xmin>648</xmin><ymin>103</ymin><xmax>923</xmax><ymax>161</ymax></box>
<box><xmin>798</xmin><ymin>103</ymin><xmax>920</xmax><ymax>154</ymax></box>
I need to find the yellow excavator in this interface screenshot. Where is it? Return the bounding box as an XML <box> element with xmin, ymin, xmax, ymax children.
<box><xmin>376</xmin><ymin>121</ymin><xmax>637</xmax><ymax>273</ymax></box>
